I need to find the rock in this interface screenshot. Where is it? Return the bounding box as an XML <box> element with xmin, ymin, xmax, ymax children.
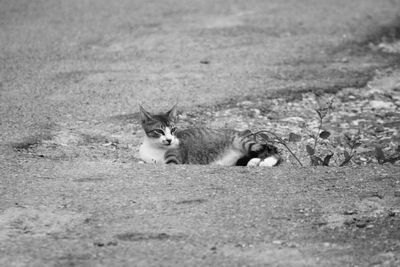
<box><xmin>323</xmin><ymin>242</ymin><xmax>331</xmax><ymax>247</ymax></box>
<box><xmin>250</xmin><ymin>108</ymin><xmax>261</xmax><ymax>117</ymax></box>
<box><xmin>370</xmin><ymin>100</ymin><xmax>395</xmax><ymax>110</ymax></box>
<box><xmin>281</xmin><ymin>116</ymin><xmax>305</xmax><ymax>124</ymax></box>
<box><xmin>383</xmin><ymin>121</ymin><xmax>400</xmax><ymax>128</ymax></box>
<box><xmin>288</xmin><ymin>133</ymin><xmax>302</xmax><ymax>142</ymax></box>
<box><xmin>355</xmin><ymin>220</ymin><xmax>367</xmax><ymax>228</ymax></box>
<box><xmin>272</xmin><ymin>240</ymin><xmax>284</xmax><ymax>245</ymax></box>
<box><xmin>343</xmin><ymin>210</ymin><xmax>357</xmax><ymax>215</ymax></box>
<box><xmin>377</xmin><ymin>41</ymin><xmax>400</xmax><ymax>54</ymax></box>
<box><xmin>240</xmin><ymin>101</ymin><xmax>254</xmax><ymax>106</ymax></box>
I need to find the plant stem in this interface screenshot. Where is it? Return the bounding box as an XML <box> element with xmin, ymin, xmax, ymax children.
<box><xmin>313</xmin><ymin>116</ymin><xmax>323</xmax><ymax>151</ymax></box>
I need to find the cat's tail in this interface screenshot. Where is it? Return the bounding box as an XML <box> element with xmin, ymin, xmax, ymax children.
<box><xmin>232</xmin><ymin>130</ymin><xmax>264</xmax><ymax>155</ymax></box>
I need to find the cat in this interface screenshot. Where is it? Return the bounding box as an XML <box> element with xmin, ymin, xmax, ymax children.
<box><xmin>138</xmin><ymin>105</ymin><xmax>280</xmax><ymax>166</ymax></box>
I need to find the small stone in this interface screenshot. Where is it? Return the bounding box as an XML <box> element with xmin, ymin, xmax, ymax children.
<box><xmin>281</xmin><ymin>116</ymin><xmax>305</xmax><ymax>124</ymax></box>
<box><xmin>94</xmin><ymin>241</ymin><xmax>105</xmax><ymax>247</ymax></box>
<box><xmin>348</xmin><ymin>94</ymin><xmax>356</xmax><ymax>99</ymax></box>
<box><xmin>374</xmin><ymin>125</ymin><xmax>385</xmax><ymax>132</ymax></box>
<box><xmin>343</xmin><ymin>210</ymin><xmax>357</xmax><ymax>215</ymax></box>
<box><xmin>356</xmin><ymin>220</ymin><xmax>367</xmax><ymax>228</ymax></box>
<box><xmin>389</xmin><ymin>209</ymin><xmax>400</xmax><ymax>215</ymax></box>
<box><xmin>272</xmin><ymin>240</ymin><xmax>284</xmax><ymax>245</ymax></box>
<box><xmin>106</xmin><ymin>241</ymin><xmax>118</xmax><ymax>246</ymax></box>
<box><xmin>370</xmin><ymin>100</ymin><xmax>395</xmax><ymax>110</ymax></box>
<box><xmin>289</xmin><ymin>133</ymin><xmax>302</xmax><ymax>142</ymax></box>
<box><xmin>238</xmin><ymin>101</ymin><xmax>254</xmax><ymax>106</ymax></box>
<box><xmin>383</xmin><ymin>121</ymin><xmax>400</xmax><ymax>128</ymax></box>
<box><xmin>251</xmin><ymin>108</ymin><xmax>261</xmax><ymax>117</ymax></box>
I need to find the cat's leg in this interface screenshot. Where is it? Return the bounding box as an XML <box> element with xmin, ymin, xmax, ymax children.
<box><xmin>164</xmin><ymin>148</ymin><xmax>183</xmax><ymax>164</ymax></box>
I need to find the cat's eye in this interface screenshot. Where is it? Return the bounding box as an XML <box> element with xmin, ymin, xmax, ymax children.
<box><xmin>170</xmin><ymin>127</ymin><xmax>177</xmax><ymax>133</ymax></box>
<box><xmin>152</xmin><ymin>129</ymin><xmax>164</xmax><ymax>135</ymax></box>
<box><xmin>147</xmin><ymin>129</ymin><xmax>164</xmax><ymax>137</ymax></box>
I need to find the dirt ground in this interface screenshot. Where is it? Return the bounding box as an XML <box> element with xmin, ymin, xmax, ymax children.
<box><xmin>1</xmin><ymin>0</ymin><xmax>400</xmax><ymax>266</ymax></box>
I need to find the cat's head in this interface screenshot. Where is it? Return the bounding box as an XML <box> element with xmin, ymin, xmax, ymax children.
<box><xmin>139</xmin><ymin>105</ymin><xmax>179</xmax><ymax>148</ymax></box>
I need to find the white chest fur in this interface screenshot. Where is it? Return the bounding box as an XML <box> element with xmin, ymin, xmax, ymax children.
<box><xmin>139</xmin><ymin>138</ymin><xmax>167</xmax><ymax>164</ymax></box>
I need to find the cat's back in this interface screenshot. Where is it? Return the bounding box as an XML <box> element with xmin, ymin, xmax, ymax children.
<box><xmin>176</xmin><ymin>127</ymin><xmax>234</xmax><ymax>146</ymax></box>
<box><xmin>175</xmin><ymin>127</ymin><xmax>235</xmax><ymax>163</ymax></box>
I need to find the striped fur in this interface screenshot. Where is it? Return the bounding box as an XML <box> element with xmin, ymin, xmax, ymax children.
<box><xmin>138</xmin><ymin>106</ymin><xmax>280</xmax><ymax>166</ymax></box>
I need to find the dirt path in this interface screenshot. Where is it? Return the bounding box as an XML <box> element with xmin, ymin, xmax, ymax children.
<box><xmin>1</xmin><ymin>0</ymin><xmax>400</xmax><ymax>266</ymax></box>
<box><xmin>1</xmin><ymin>161</ymin><xmax>400</xmax><ymax>266</ymax></box>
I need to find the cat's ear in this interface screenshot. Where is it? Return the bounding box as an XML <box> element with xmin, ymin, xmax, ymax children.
<box><xmin>166</xmin><ymin>104</ymin><xmax>178</xmax><ymax>122</ymax></box>
<box><xmin>139</xmin><ymin>105</ymin><xmax>153</xmax><ymax>124</ymax></box>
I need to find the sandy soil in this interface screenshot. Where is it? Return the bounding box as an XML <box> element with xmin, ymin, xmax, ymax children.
<box><xmin>1</xmin><ymin>0</ymin><xmax>400</xmax><ymax>266</ymax></box>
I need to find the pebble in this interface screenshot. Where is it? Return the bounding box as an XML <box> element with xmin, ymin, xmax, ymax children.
<box><xmin>370</xmin><ymin>100</ymin><xmax>395</xmax><ymax>110</ymax></box>
<box><xmin>281</xmin><ymin>116</ymin><xmax>305</xmax><ymax>124</ymax></box>
<box><xmin>323</xmin><ymin>242</ymin><xmax>331</xmax><ymax>247</ymax></box>
<box><xmin>343</xmin><ymin>210</ymin><xmax>357</xmax><ymax>215</ymax></box>
<box><xmin>356</xmin><ymin>221</ymin><xmax>367</xmax><ymax>228</ymax></box>
<box><xmin>238</xmin><ymin>101</ymin><xmax>254</xmax><ymax>106</ymax></box>
<box><xmin>250</xmin><ymin>108</ymin><xmax>261</xmax><ymax>117</ymax></box>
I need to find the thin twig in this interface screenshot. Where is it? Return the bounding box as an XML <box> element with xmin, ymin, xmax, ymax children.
<box><xmin>339</xmin><ymin>154</ymin><xmax>353</xmax><ymax>167</ymax></box>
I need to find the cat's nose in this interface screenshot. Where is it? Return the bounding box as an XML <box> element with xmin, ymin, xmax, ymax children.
<box><xmin>165</xmin><ymin>139</ymin><xmax>172</xmax><ymax>145</ymax></box>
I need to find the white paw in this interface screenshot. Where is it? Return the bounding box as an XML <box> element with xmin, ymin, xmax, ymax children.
<box><xmin>259</xmin><ymin>156</ymin><xmax>279</xmax><ymax>167</ymax></box>
<box><xmin>247</xmin><ymin>158</ymin><xmax>261</xmax><ymax>167</ymax></box>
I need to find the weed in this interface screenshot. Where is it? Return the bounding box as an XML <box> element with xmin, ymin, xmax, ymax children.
<box><xmin>339</xmin><ymin>132</ymin><xmax>361</xmax><ymax>166</ymax></box>
<box><xmin>304</xmin><ymin>97</ymin><xmax>336</xmax><ymax>166</ymax></box>
<box><xmin>251</xmin><ymin>95</ymin><xmax>366</xmax><ymax>167</ymax></box>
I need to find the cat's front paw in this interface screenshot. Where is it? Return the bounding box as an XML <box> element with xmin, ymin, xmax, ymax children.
<box><xmin>246</xmin><ymin>158</ymin><xmax>261</xmax><ymax>167</ymax></box>
<box><xmin>259</xmin><ymin>156</ymin><xmax>280</xmax><ymax>167</ymax></box>
<box><xmin>246</xmin><ymin>156</ymin><xmax>280</xmax><ymax>167</ymax></box>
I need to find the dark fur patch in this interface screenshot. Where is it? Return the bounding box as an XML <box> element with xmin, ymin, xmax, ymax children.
<box><xmin>236</xmin><ymin>143</ymin><xmax>279</xmax><ymax>166</ymax></box>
